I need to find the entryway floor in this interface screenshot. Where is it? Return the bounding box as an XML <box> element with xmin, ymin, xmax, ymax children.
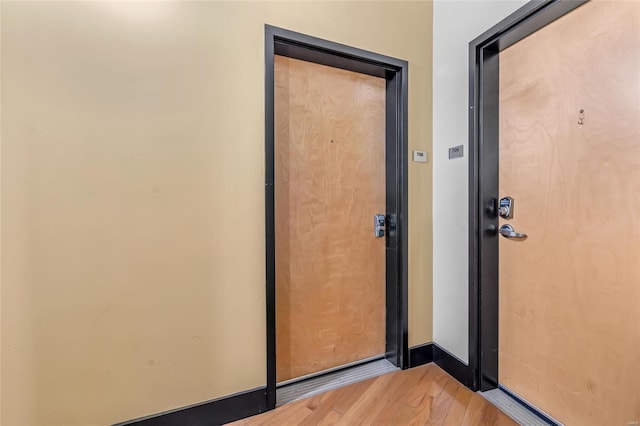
<box><xmin>228</xmin><ymin>363</ymin><xmax>517</xmax><ymax>425</ymax></box>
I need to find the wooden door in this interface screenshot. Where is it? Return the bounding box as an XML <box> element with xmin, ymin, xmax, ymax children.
<box><xmin>498</xmin><ymin>1</ymin><xmax>640</xmax><ymax>424</ymax></box>
<box><xmin>274</xmin><ymin>55</ymin><xmax>386</xmax><ymax>382</ymax></box>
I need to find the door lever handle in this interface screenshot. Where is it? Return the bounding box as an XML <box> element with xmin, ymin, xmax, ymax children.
<box><xmin>499</xmin><ymin>224</ymin><xmax>528</xmax><ymax>241</ymax></box>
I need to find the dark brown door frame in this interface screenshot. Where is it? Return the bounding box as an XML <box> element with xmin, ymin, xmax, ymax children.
<box><xmin>265</xmin><ymin>25</ymin><xmax>409</xmax><ymax>410</ymax></box>
<box><xmin>468</xmin><ymin>0</ymin><xmax>589</xmax><ymax>394</ymax></box>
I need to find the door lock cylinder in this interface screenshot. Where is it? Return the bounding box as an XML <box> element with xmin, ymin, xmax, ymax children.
<box><xmin>499</xmin><ymin>196</ymin><xmax>515</xmax><ymax>219</ymax></box>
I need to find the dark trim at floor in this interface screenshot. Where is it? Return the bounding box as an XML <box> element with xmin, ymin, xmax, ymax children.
<box><xmin>409</xmin><ymin>343</ymin><xmax>473</xmax><ymax>388</ymax></box>
<box><xmin>433</xmin><ymin>345</ymin><xmax>473</xmax><ymax>388</ymax></box>
<box><xmin>116</xmin><ymin>343</ymin><xmax>473</xmax><ymax>425</ymax></box>
<box><xmin>408</xmin><ymin>342</ymin><xmax>434</xmax><ymax>367</ymax></box>
<box><xmin>113</xmin><ymin>387</ymin><xmax>267</xmax><ymax>426</ymax></box>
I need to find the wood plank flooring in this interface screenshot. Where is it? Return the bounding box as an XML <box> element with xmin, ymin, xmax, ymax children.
<box><xmin>228</xmin><ymin>363</ymin><xmax>516</xmax><ymax>425</ymax></box>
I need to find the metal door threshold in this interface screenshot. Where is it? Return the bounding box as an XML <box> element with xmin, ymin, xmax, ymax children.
<box><xmin>276</xmin><ymin>358</ymin><xmax>398</xmax><ymax>406</ymax></box>
<box><xmin>481</xmin><ymin>386</ymin><xmax>563</xmax><ymax>426</ymax></box>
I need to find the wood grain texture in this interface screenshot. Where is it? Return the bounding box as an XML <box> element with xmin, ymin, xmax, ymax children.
<box><xmin>274</xmin><ymin>55</ymin><xmax>386</xmax><ymax>382</ymax></box>
<box><xmin>228</xmin><ymin>364</ymin><xmax>516</xmax><ymax>426</ymax></box>
<box><xmin>499</xmin><ymin>1</ymin><xmax>640</xmax><ymax>425</ymax></box>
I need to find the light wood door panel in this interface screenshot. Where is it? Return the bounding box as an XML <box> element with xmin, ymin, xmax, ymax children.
<box><xmin>274</xmin><ymin>55</ymin><xmax>386</xmax><ymax>382</ymax></box>
<box><xmin>498</xmin><ymin>1</ymin><xmax>640</xmax><ymax>425</ymax></box>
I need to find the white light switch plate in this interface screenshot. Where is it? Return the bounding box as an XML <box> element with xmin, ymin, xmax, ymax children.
<box><xmin>413</xmin><ymin>150</ymin><xmax>428</xmax><ymax>163</ymax></box>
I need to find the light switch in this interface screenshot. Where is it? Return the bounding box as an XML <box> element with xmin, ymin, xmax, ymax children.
<box><xmin>413</xmin><ymin>150</ymin><xmax>428</xmax><ymax>163</ymax></box>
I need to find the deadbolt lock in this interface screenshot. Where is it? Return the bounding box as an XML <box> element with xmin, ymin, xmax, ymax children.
<box><xmin>499</xmin><ymin>196</ymin><xmax>515</xmax><ymax>219</ymax></box>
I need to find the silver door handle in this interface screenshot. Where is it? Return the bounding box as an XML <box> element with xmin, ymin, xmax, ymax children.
<box><xmin>499</xmin><ymin>224</ymin><xmax>527</xmax><ymax>241</ymax></box>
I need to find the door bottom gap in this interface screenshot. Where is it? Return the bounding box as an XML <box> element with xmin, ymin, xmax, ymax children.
<box><xmin>480</xmin><ymin>385</ymin><xmax>563</xmax><ymax>426</ymax></box>
<box><xmin>276</xmin><ymin>357</ymin><xmax>397</xmax><ymax>406</ymax></box>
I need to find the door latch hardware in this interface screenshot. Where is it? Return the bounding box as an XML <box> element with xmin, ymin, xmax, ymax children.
<box><xmin>499</xmin><ymin>224</ymin><xmax>528</xmax><ymax>241</ymax></box>
<box><xmin>374</xmin><ymin>214</ymin><xmax>386</xmax><ymax>238</ymax></box>
<box><xmin>499</xmin><ymin>196</ymin><xmax>515</xmax><ymax>219</ymax></box>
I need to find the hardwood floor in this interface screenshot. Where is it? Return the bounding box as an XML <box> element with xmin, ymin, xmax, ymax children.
<box><xmin>228</xmin><ymin>363</ymin><xmax>515</xmax><ymax>425</ymax></box>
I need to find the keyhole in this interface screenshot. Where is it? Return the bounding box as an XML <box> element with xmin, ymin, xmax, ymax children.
<box><xmin>578</xmin><ymin>109</ymin><xmax>585</xmax><ymax>126</ymax></box>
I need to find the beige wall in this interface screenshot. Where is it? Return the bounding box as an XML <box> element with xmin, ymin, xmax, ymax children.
<box><xmin>0</xmin><ymin>1</ymin><xmax>433</xmax><ymax>425</ymax></box>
